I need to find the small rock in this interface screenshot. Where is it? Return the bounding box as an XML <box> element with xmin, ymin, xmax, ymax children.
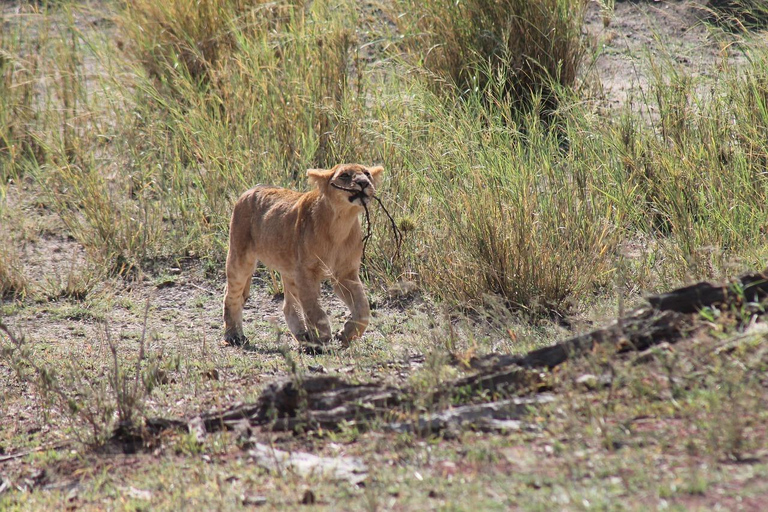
<box><xmin>437</xmin><ymin>460</ymin><xmax>457</xmax><ymax>477</ymax></box>
<box><xmin>127</xmin><ymin>487</ymin><xmax>151</xmax><ymax>501</ymax></box>
<box><xmin>242</xmin><ymin>494</ymin><xmax>267</xmax><ymax>507</ymax></box>
<box><xmin>301</xmin><ymin>489</ymin><xmax>316</xmax><ymax>505</ymax></box>
<box><xmin>66</xmin><ymin>486</ymin><xmax>78</xmax><ymax>502</ymax></box>
<box><xmin>575</xmin><ymin>374</ymin><xmax>598</xmax><ymax>390</ymax></box>
<box><xmin>188</xmin><ymin>416</ymin><xmax>206</xmax><ymax>443</ymax></box>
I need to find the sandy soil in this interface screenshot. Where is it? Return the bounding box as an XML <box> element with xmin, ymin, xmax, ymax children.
<box><xmin>585</xmin><ymin>0</ymin><xmax>754</xmax><ymax>109</ymax></box>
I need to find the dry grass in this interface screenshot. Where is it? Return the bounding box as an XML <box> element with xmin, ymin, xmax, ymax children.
<box><xmin>1</xmin><ymin>1</ymin><xmax>768</xmax><ymax>507</ymax></box>
<box><xmin>0</xmin><ymin>244</ymin><xmax>28</xmax><ymax>300</ymax></box>
<box><xmin>707</xmin><ymin>0</ymin><xmax>768</xmax><ymax>30</ymax></box>
<box><xmin>397</xmin><ymin>0</ymin><xmax>589</xmax><ymax>113</ymax></box>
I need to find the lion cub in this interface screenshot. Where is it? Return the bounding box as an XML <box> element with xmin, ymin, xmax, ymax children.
<box><xmin>223</xmin><ymin>164</ymin><xmax>384</xmax><ymax>350</ymax></box>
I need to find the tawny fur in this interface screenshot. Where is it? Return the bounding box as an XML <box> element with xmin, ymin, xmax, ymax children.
<box><xmin>223</xmin><ymin>164</ymin><xmax>384</xmax><ymax>347</ymax></box>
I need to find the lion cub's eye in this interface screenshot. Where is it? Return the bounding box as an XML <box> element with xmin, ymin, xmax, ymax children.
<box><xmin>363</xmin><ymin>171</ymin><xmax>371</xmax><ymax>178</ymax></box>
<box><xmin>339</xmin><ymin>173</ymin><xmax>352</xmax><ymax>182</ymax></box>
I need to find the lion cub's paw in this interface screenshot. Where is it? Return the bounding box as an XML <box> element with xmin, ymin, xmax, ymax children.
<box><xmin>299</xmin><ymin>343</ymin><xmax>329</xmax><ymax>356</ymax></box>
<box><xmin>296</xmin><ymin>331</ymin><xmax>332</xmax><ymax>355</ymax></box>
<box><xmin>223</xmin><ymin>332</ymin><xmax>249</xmax><ymax>347</ymax></box>
<box><xmin>334</xmin><ymin>331</ymin><xmax>352</xmax><ymax>349</ymax></box>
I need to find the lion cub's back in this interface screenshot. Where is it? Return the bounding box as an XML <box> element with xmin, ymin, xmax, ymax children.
<box><xmin>231</xmin><ymin>184</ymin><xmax>307</xmax><ymax>271</ymax></box>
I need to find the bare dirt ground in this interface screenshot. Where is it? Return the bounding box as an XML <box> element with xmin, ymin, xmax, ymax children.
<box><xmin>2</xmin><ymin>1</ymin><xmax>768</xmax><ymax>510</ymax></box>
<box><xmin>585</xmin><ymin>0</ymin><xmax>758</xmax><ymax>109</ymax></box>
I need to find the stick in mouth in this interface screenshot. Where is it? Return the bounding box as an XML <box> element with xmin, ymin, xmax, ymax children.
<box><xmin>331</xmin><ymin>183</ymin><xmax>402</xmax><ymax>261</ymax></box>
<box><xmin>331</xmin><ymin>182</ymin><xmax>372</xmax><ymax>205</ymax></box>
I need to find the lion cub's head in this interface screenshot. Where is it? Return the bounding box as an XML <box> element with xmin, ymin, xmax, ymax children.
<box><xmin>307</xmin><ymin>164</ymin><xmax>384</xmax><ymax>209</ymax></box>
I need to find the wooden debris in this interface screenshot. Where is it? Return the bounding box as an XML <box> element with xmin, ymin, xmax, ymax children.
<box><xmin>647</xmin><ymin>271</ymin><xmax>768</xmax><ymax>313</ymax></box>
<box><xmin>387</xmin><ymin>394</ymin><xmax>554</xmax><ymax>435</ymax></box>
<box><xmin>249</xmin><ymin>443</ymin><xmax>368</xmax><ymax>486</ymax></box>
<box><xmin>196</xmin><ymin>375</ymin><xmax>401</xmax><ymax>434</ymax></box>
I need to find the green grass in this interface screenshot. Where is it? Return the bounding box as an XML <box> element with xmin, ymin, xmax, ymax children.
<box><xmin>2</xmin><ymin>0</ymin><xmax>768</xmax><ymax>509</ymax></box>
<box><xmin>3</xmin><ymin>319</ymin><xmax>767</xmax><ymax>510</ymax></box>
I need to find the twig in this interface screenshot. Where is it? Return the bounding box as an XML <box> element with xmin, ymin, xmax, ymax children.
<box><xmin>0</xmin><ymin>443</ymin><xmax>69</xmax><ymax>464</ymax></box>
<box><xmin>361</xmin><ymin>202</ymin><xmax>373</xmax><ymax>262</ymax></box>
<box><xmin>371</xmin><ymin>195</ymin><xmax>403</xmax><ymax>260</ymax></box>
<box><xmin>188</xmin><ymin>282</ymin><xmax>216</xmax><ymax>295</ymax></box>
<box><xmin>329</xmin><ymin>183</ymin><xmax>403</xmax><ymax>261</ymax></box>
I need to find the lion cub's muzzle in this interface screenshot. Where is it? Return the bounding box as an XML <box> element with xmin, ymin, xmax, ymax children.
<box><xmin>332</xmin><ymin>178</ymin><xmax>375</xmax><ymax>206</ymax></box>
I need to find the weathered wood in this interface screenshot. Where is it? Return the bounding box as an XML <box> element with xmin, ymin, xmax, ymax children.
<box><xmin>193</xmin><ymin>375</ymin><xmax>402</xmax><ymax>433</ymax></box>
<box><xmin>433</xmin><ymin>365</ymin><xmax>547</xmax><ymax>401</ymax></box>
<box><xmin>249</xmin><ymin>443</ymin><xmax>368</xmax><ymax>485</ymax></box>
<box><xmin>466</xmin><ymin>308</ymin><xmax>689</xmax><ymax>374</ymax></box>
<box><xmin>647</xmin><ymin>271</ymin><xmax>768</xmax><ymax>313</ymax></box>
<box><xmin>387</xmin><ymin>394</ymin><xmax>555</xmax><ymax>435</ymax></box>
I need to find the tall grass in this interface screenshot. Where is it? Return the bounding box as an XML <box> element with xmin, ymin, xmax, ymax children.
<box><xmin>120</xmin><ymin>0</ymin><xmax>276</xmax><ymax>82</ymax></box>
<box><xmin>707</xmin><ymin>0</ymin><xmax>768</xmax><ymax>30</ymax></box>
<box><xmin>112</xmin><ymin>0</ymin><xmax>362</xmax><ymax>263</ymax></box>
<box><xmin>397</xmin><ymin>0</ymin><xmax>589</xmax><ymax>113</ymax></box>
<box><xmin>0</xmin><ymin>10</ymin><xmax>43</xmax><ymax>176</ymax></box>
<box><xmin>0</xmin><ymin>243</ymin><xmax>28</xmax><ymax>299</ymax></box>
<box><xmin>608</xmin><ymin>51</ymin><xmax>768</xmax><ymax>277</ymax></box>
<box><xmin>365</xmin><ymin>81</ymin><xmax>617</xmax><ymax>312</ymax></box>
<box><xmin>2</xmin><ymin>0</ymin><xmax>767</xmax><ymax>316</ymax></box>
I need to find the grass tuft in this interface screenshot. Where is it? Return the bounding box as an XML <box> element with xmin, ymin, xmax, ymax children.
<box><xmin>706</xmin><ymin>0</ymin><xmax>768</xmax><ymax>30</ymax></box>
<box><xmin>0</xmin><ymin>244</ymin><xmax>28</xmax><ymax>299</ymax></box>
<box><xmin>397</xmin><ymin>0</ymin><xmax>589</xmax><ymax>113</ymax></box>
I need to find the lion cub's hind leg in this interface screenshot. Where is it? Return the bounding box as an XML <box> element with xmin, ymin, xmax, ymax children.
<box><xmin>223</xmin><ymin>246</ymin><xmax>258</xmax><ymax>346</ymax></box>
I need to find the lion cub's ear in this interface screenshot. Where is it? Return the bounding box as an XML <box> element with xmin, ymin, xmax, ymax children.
<box><xmin>368</xmin><ymin>166</ymin><xmax>384</xmax><ymax>188</ymax></box>
<box><xmin>307</xmin><ymin>168</ymin><xmax>335</xmax><ymax>190</ymax></box>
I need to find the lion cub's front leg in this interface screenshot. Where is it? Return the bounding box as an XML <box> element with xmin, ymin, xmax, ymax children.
<box><xmin>333</xmin><ymin>273</ymin><xmax>371</xmax><ymax>347</ymax></box>
<box><xmin>282</xmin><ymin>277</ymin><xmax>333</xmax><ymax>346</ymax></box>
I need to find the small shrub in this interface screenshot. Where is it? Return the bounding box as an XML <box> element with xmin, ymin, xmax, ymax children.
<box><xmin>122</xmin><ymin>0</ymin><xmax>259</xmax><ymax>82</ymax></box>
<box><xmin>0</xmin><ymin>308</ymin><xmax>160</xmax><ymax>445</ymax></box>
<box><xmin>120</xmin><ymin>0</ymin><xmax>314</xmax><ymax>84</ymax></box>
<box><xmin>47</xmin><ymin>162</ymin><xmax>165</xmax><ymax>273</ymax></box>
<box><xmin>0</xmin><ymin>243</ymin><xmax>28</xmax><ymax>299</ymax></box>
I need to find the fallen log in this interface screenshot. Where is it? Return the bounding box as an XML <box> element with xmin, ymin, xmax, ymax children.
<box><xmin>195</xmin><ymin>375</ymin><xmax>401</xmax><ymax>434</ymax></box>
<box><xmin>646</xmin><ymin>271</ymin><xmax>768</xmax><ymax>313</ymax></box>
<box><xmin>386</xmin><ymin>394</ymin><xmax>555</xmax><ymax>435</ymax></box>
